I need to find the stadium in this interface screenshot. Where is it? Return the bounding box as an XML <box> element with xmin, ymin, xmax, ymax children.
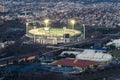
<box><xmin>61</xmin><ymin>49</ymin><xmax>112</xmax><ymax>62</ymax></box>
<box><xmin>26</xmin><ymin>23</ymin><xmax>82</xmax><ymax>44</ymax></box>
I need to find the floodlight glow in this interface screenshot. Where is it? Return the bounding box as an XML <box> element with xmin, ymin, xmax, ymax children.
<box><xmin>70</xmin><ymin>20</ymin><xmax>76</xmax><ymax>25</ymax></box>
<box><xmin>70</xmin><ymin>19</ymin><xmax>76</xmax><ymax>30</ymax></box>
<box><xmin>26</xmin><ymin>22</ymin><xmax>29</xmax><ymax>26</ymax></box>
<box><xmin>44</xmin><ymin>19</ymin><xmax>49</xmax><ymax>27</ymax></box>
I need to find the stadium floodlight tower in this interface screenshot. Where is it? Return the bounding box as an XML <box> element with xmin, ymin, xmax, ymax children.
<box><xmin>43</xmin><ymin>19</ymin><xmax>50</xmax><ymax>33</ymax></box>
<box><xmin>83</xmin><ymin>24</ymin><xmax>85</xmax><ymax>39</ymax></box>
<box><xmin>26</xmin><ymin>22</ymin><xmax>29</xmax><ymax>35</ymax></box>
<box><xmin>33</xmin><ymin>26</ymin><xmax>36</xmax><ymax>43</ymax></box>
<box><xmin>44</xmin><ymin>19</ymin><xmax>49</xmax><ymax>27</ymax></box>
<box><xmin>70</xmin><ymin>19</ymin><xmax>76</xmax><ymax>30</ymax></box>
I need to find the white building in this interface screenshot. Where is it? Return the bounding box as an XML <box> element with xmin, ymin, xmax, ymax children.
<box><xmin>0</xmin><ymin>43</ymin><xmax>5</xmax><ymax>49</ymax></box>
<box><xmin>106</xmin><ymin>39</ymin><xmax>120</xmax><ymax>48</ymax></box>
<box><xmin>61</xmin><ymin>49</ymin><xmax>112</xmax><ymax>62</ymax></box>
<box><xmin>76</xmin><ymin>49</ymin><xmax>112</xmax><ymax>62</ymax></box>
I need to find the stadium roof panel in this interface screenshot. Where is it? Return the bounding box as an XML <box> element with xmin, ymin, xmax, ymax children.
<box><xmin>76</xmin><ymin>49</ymin><xmax>112</xmax><ymax>62</ymax></box>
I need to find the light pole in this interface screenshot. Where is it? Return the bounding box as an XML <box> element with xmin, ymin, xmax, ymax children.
<box><xmin>70</xmin><ymin>19</ymin><xmax>76</xmax><ymax>30</ymax></box>
<box><xmin>83</xmin><ymin>24</ymin><xmax>85</xmax><ymax>39</ymax></box>
<box><xmin>26</xmin><ymin>22</ymin><xmax>29</xmax><ymax>36</ymax></box>
<box><xmin>44</xmin><ymin>19</ymin><xmax>50</xmax><ymax>35</ymax></box>
<box><xmin>44</xmin><ymin>19</ymin><xmax>49</xmax><ymax>27</ymax></box>
<box><xmin>33</xmin><ymin>26</ymin><xmax>36</xmax><ymax>43</ymax></box>
<box><xmin>70</xmin><ymin>19</ymin><xmax>76</xmax><ymax>41</ymax></box>
<box><xmin>63</xmin><ymin>27</ymin><xmax>66</xmax><ymax>43</ymax></box>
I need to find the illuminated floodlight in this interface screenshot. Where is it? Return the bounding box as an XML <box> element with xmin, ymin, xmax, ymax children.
<box><xmin>70</xmin><ymin>19</ymin><xmax>76</xmax><ymax>30</ymax></box>
<box><xmin>44</xmin><ymin>19</ymin><xmax>50</xmax><ymax>27</ymax></box>
<box><xmin>26</xmin><ymin>22</ymin><xmax>29</xmax><ymax>26</ymax></box>
<box><xmin>83</xmin><ymin>24</ymin><xmax>85</xmax><ymax>39</ymax></box>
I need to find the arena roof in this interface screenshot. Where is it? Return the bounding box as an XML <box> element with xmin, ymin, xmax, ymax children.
<box><xmin>76</xmin><ymin>49</ymin><xmax>112</xmax><ymax>62</ymax></box>
<box><xmin>52</xmin><ymin>58</ymin><xmax>99</xmax><ymax>68</ymax></box>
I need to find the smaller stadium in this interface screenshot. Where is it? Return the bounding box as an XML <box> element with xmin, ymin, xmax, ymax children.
<box><xmin>61</xmin><ymin>49</ymin><xmax>112</xmax><ymax>62</ymax></box>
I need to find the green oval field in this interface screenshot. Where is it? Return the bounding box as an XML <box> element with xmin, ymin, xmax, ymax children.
<box><xmin>28</xmin><ymin>28</ymin><xmax>81</xmax><ymax>37</ymax></box>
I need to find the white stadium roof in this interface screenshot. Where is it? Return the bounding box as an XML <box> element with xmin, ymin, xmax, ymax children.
<box><xmin>76</xmin><ymin>49</ymin><xmax>112</xmax><ymax>62</ymax></box>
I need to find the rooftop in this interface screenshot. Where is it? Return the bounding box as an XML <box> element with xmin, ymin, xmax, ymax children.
<box><xmin>52</xmin><ymin>58</ymin><xmax>99</xmax><ymax>68</ymax></box>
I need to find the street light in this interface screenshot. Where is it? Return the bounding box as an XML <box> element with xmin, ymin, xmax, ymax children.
<box><xmin>44</xmin><ymin>19</ymin><xmax>49</xmax><ymax>27</ymax></box>
<box><xmin>70</xmin><ymin>19</ymin><xmax>76</xmax><ymax>30</ymax></box>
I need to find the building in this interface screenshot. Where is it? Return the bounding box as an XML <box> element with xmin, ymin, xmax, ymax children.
<box><xmin>52</xmin><ymin>58</ymin><xmax>99</xmax><ymax>69</ymax></box>
<box><xmin>106</xmin><ymin>39</ymin><xmax>120</xmax><ymax>48</ymax></box>
<box><xmin>0</xmin><ymin>43</ymin><xmax>4</xmax><ymax>50</ymax></box>
<box><xmin>0</xmin><ymin>5</ymin><xmax>4</xmax><ymax>12</ymax></box>
<box><xmin>60</xmin><ymin>49</ymin><xmax>112</xmax><ymax>62</ymax></box>
<box><xmin>76</xmin><ymin>49</ymin><xmax>112</xmax><ymax>62</ymax></box>
<box><xmin>51</xmin><ymin>58</ymin><xmax>99</xmax><ymax>74</ymax></box>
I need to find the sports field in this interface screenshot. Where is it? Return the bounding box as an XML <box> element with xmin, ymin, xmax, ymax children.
<box><xmin>28</xmin><ymin>28</ymin><xmax>81</xmax><ymax>37</ymax></box>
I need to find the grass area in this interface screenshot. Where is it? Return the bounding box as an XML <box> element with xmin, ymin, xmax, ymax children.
<box><xmin>29</xmin><ymin>28</ymin><xmax>81</xmax><ymax>36</ymax></box>
<box><xmin>111</xmin><ymin>49</ymin><xmax>120</xmax><ymax>57</ymax></box>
